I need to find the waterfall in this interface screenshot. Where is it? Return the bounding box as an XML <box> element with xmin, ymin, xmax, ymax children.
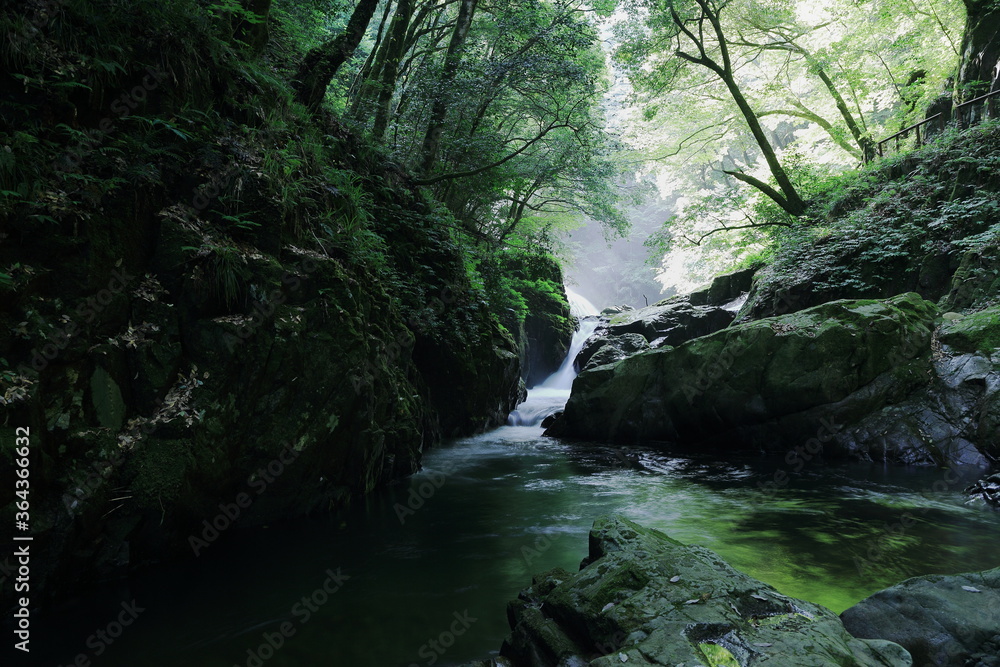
<box><xmin>507</xmin><ymin>316</ymin><xmax>600</xmax><ymax>427</ymax></box>
<box><xmin>566</xmin><ymin>287</ymin><xmax>599</xmax><ymax>318</ymax></box>
<box><xmin>540</xmin><ymin>318</ymin><xmax>600</xmax><ymax>390</ymax></box>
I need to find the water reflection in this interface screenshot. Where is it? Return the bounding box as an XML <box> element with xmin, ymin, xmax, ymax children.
<box><xmin>22</xmin><ymin>424</ymin><xmax>1000</xmax><ymax>667</ymax></box>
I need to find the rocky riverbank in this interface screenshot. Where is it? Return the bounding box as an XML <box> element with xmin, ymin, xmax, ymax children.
<box><xmin>465</xmin><ymin>515</ymin><xmax>999</xmax><ymax>667</ymax></box>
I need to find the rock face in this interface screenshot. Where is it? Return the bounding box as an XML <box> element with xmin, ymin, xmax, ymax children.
<box><xmin>828</xmin><ymin>302</ymin><xmax>1000</xmax><ymax>466</ymax></box>
<box><xmin>552</xmin><ymin>290</ymin><xmax>1000</xmax><ymax>465</ymax></box>
<box><xmin>1</xmin><ymin>196</ymin><xmax>523</xmax><ymax>605</ymax></box>
<box><xmin>502</xmin><ymin>254</ymin><xmax>576</xmax><ymax>388</ymax></box>
<box><xmin>579</xmin><ymin>333</ymin><xmax>650</xmax><ymax>371</ymax></box>
<box><xmin>498</xmin><ymin>515</ymin><xmax>910</xmax><ymax>666</ymax></box>
<box><xmin>841</xmin><ymin>567</ymin><xmax>1000</xmax><ymax>667</ymax></box>
<box><xmin>602</xmin><ymin>298</ymin><xmax>736</xmax><ymax>347</ymax></box>
<box><xmin>1</xmin><ymin>226</ymin><xmax>524</xmax><ymax>602</ymax></box>
<box><xmin>688</xmin><ymin>266</ymin><xmax>757</xmax><ymax>307</ymax></box>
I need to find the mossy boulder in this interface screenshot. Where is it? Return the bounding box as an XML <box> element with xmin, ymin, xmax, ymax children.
<box><xmin>497</xmin><ymin>515</ymin><xmax>910</xmax><ymax>666</ymax></box>
<box><xmin>939</xmin><ymin>241</ymin><xmax>1000</xmax><ymax>312</ymax></box>
<box><xmin>551</xmin><ymin>293</ymin><xmax>941</xmax><ymax>460</ymax></box>
<box><xmin>578</xmin><ymin>332</ymin><xmax>650</xmax><ymax>371</ymax></box>
<box><xmin>841</xmin><ymin>567</ymin><xmax>1000</xmax><ymax>666</ymax></box>
<box><xmin>938</xmin><ymin>303</ymin><xmax>1000</xmax><ymax>353</ymax></box>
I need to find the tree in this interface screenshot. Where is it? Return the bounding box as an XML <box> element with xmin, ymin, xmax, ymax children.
<box><xmin>617</xmin><ymin>0</ymin><xmax>963</xmax><ymax>219</ymax></box>
<box><xmin>293</xmin><ymin>0</ymin><xmax>382</xmax><ymax>112</ymax></box>
<box><xmin>658</xmin><ymin>0</ymin><xmax>807</xmax><ymax>215</ymax></box>
<box><xmin>957</xmin><ymin>0</ymin><xmax>1000</xmax><ymax>102</ymax></box>
<box><xmin>420</xmin><ymin>0</ymin><xmax>479</xmax><ymax>175</ymax></box>
<box><xmin>372</xmin><ymin>0</ymin><xmax>415</xmax><ymax>139</ymax></box>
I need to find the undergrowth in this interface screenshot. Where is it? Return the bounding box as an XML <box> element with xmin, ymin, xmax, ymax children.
<box><xmin>749</xmin><ymin>119</ymin><xmax>1000</xmax><ymax>298</ymax></box>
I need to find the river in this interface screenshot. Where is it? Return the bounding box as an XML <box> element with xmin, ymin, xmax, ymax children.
<box><xmin>24</xmin><ymin>322</ymin><xmax>1000</xmax><ymax>667</ymax></box>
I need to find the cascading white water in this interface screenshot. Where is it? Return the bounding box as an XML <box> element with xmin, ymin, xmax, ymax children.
<box><xmin>566</xmin><ymin>287</ymin><xmax>600</xmax><ymax>318</ymax></box>
<box><xmin>506</xmin><ymin>316</ymin><xmax>601</xmax><ymax>427</ymax></box>
<box><xmin>540</xmin><ymin>318</ymin><xmax>600</xmax><ymax>390</ymax></box>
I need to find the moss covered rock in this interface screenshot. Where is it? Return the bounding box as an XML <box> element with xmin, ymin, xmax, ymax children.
<box><xmin>841</xmin><ymin>567</ymin><xmax>1000</xmax><ymax>666</ymax></box>
<box><xmin>551</xmin><ymin>293</ymin><xmax>941</xmax><ymax>460</ymax></box>
<box><xmin>497</xmin><ymin>516</ymin><xmax>911</xmax><ymax>666</ymax></box>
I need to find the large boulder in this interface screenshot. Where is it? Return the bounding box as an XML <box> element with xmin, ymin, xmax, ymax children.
<box><xmin>578</xmin><ymin>333</ymin><xmax>651</xmax><ymax>371</ymax></box>
<box><xmin>550</xmin><ymin>293</ymin><xmax>952</xmax><ymax>462</ymax></box>
<box><xmin>688</xmin><ymin>266</ymin><xmax>758</xmax><ymax>307</ymax></box>
<box><xmin>828</xmin><ymin>303</ymin><xmax>1000</xmax><ymax>466</ymax></box>
<box><xmin>498</xmin><ymin>515</ymin><xmax>910</xmax><ymax>666</ymax></box>
<box><xmin>841</xmin><ymin>567</ymin><xmax>1000</xmax><ymax>667</ymax></box>
<box><xmin>570</xmin><ymin>268</ymin><xmax>758</xmax><ymax>376</ymax></box>
<box><xmin>604</xmin><ymin>298</ymin><xmax>736</xmax><ymax>346</ymax></box>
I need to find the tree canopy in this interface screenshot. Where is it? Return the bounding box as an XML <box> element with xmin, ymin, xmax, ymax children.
<box><xmin>275</xmin><ymin>0</ymin><xmax>989</xmax><ymax>290</ymax></box>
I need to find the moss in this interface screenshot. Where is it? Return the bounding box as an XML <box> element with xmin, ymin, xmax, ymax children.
<box><xmin>128</xmin><ymin>438</ymin><xmax>195</xmax><ymax>507</ymax></box>
<box><xmin>697</xmin><ymin>642</ymin><xmax>741</xmax><ymax>666</ymax></box>
<box><xmin>939</xmin><ymin>303</ymin><xmax>1000</xmax><ymax>354</ymax></box>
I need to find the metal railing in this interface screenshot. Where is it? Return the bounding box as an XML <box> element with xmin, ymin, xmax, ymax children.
<box><xmin>871</xmin><ymin>88</ymin><xmax>1000</xmax><ymax>161</ymax></box>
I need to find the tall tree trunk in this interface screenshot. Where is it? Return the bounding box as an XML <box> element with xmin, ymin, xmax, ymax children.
<box><xmin>802</xmin><ymin>51</ymin><xmax>874</xmax><ymax>160</ymax></box>
<box><xmin>233</xmin><ymin>0</ymin><xmax>272</xmax><ymax>54</ymax></box>
<box><xmin>293</xmin><ymin>0</ymin><xmax>381</xmax><ymax>112</ymax></box>
<box><xmin>373</xmin><ymin>0</ymin><xmax>414</xmax><ymax>139</ymax></box>
<box><xmin>420</xmin><ymin>0</ymin><xmax>478</xmax><ymax>176</ymax></box>
<box><xmin>347</xmin><ymin>0</ymin><xmax>394</xmax><ymax>118</ymax></box>
<box><xmin>672</xmin><ymin>0</ymin><xmax>805</xmax><ymax>216</ymax></box>
<box><xmin>957</xmin><ymin>0</ymin><xmax>1000</xmax><ymax>105</ymax></box>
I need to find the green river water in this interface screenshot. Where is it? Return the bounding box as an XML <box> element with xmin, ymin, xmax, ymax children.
<box><xmin>28</xmin><ymin>405</ymin><xmax>1000</xmax><ymax>667</ymax></box>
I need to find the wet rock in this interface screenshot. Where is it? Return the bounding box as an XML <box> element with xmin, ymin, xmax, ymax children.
<box><xmin>498</xmin><ymin>515</ymin><xmax>911</xmax><ymax>666</ymax></box>
<box><xmin>501</xmin><ymin>254</ymin><xmax>576</xmax><ymax>387</ymax></box>
<box><xmin>688</xmin><ymin>266</ymin><xmax>758</xmax><ymax>307</ymax></box>
<box><xmin>734</xmin><ymin>240</ymin><xmax>960</xmax><ymax>324</ymax></box>
<box><xmin>965</xmin><ymin>473</ymin><xmax>1000</xmax><ymax>507</ymax></box>
<box><xmin>551</xmin><ymin>293</ymin><xmax>964</xmax><ymax>463</ymax></box>
<box><xmin>604</xmin><ymin>299</ymin><xmax>735</xmax><ymax>346</ymax></box>
<box><xmin>841</xmin><ymin>567</ymin><xmax>1000</xmax><ymax>666</ymax></box>
<box><xmin>577</xmin><ymin>333</ymin><xmax>649</xmax><ymax>371</ymax></box>
<box><xmin>540</xmin><ymin>411</ymin><xmax>563</xmax><ymax>429</ymax></box>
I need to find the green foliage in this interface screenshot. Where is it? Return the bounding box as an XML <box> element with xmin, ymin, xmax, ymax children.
<box><xmin>755</xmin><ymin>120</ymin><xmax>1000</xmax><ymax>296</ymax></box>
